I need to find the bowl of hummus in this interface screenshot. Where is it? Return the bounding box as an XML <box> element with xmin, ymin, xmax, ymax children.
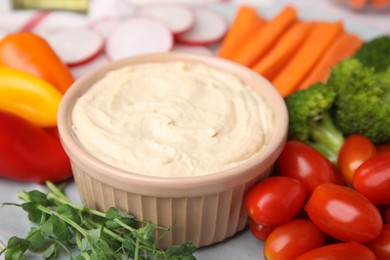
<box><xmin>57</xmin><ymin>52</ymin><xmax>288</xmax><ymax>248</ymax></box>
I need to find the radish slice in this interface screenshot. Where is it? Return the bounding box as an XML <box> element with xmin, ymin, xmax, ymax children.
<box><xmin>0</xmin><ymin>10</ymin><xmax>38</xmax><ymax>32</ymax></box>
<box><xmin>176</xmin><ymin>6</ymin><xmax>228</xmax><ymax>46</ymax></box>
<box><xmin>87</xmin><ymin>0</ymin><xmax>135</xmax><ymax>20</ymax></box>
<box><xmin>38</xmin><ymin>27</ymin><xmax>104</xmax><ymax>66</ymax></box>
<box><xmin>138</xmin><ymin>3</ymin><xmax>195</xmax><ymax>35</ymax></box>
<box><xmin>32</xmin><ymin>11</ymin><xmax>88</xmax><ymax>32</ymax></box>
<box><xmin>105</xmin><ymin>15</ymin><xmax>173</xmax><ymax>61</ymax></box>
<box><xmin>89</xmin><ymin>16</ymin><xmax>121</xmax><ymax>39</ymax></box>
<box><xmin>172</xmin><ymin>44</ymin><xmax>213</xmax><ymax>55</ymax></box>
<box><xmin>70</xmin><ymin>54</ymin><xmax>109</xmax><ymax>79</ymax></box>
<box><xmin>20</xmin><ymin>11</ymin><xmax>51</xmax><ymax>31</ymax></box>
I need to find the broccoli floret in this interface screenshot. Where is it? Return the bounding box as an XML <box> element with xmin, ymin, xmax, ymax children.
<box><xmin>285</xmin><ymin>83</ymin><xmax>344</xmax><ymax>163</ymax></box>
<box><xmin>328</xmin><ymin>58</ymin><xmax>390</xmax><ymax>144</ymax></box>
<box><xmin>354</xmin><ymin>35</ymin><xmax>390</xmax><ymax>73</ymax></box>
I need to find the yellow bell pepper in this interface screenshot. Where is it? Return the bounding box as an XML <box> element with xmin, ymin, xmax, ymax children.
<box><xmin>0</xmin><ymin>66</ymin><xmax>62</xmax><ymax>127</ymax></box>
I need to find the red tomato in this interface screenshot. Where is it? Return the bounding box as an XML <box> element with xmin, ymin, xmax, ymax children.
<box><xmin>276</xmin><ymin>141</ymin><xmax>335</xmax><ymax>195</ymax></box>
<box><xmin>296</xmin><ymin>242</ymin><xmax>377</xmax><ymax>260</ymax></box>
<box><xmin>365</xmin><ymin>224</ymin><xmax>390</xmax><ymax>260</ymax></box>
<box><xmin>353</xmin><ymin>153</ymin><xmax>390</xmax><ymax>205</ymax></box>
<box><xmin>376</xmin><ymin>144</ymin><xmax>390</xmax><ymax>154</ymax></box>
<box><xmin>264</xmin><ymin>219</ymin><xmax>325</xmax><ymax>260</ymax></box>
<box><xmin>249</xmin><ymin>219</ymin><xmax>275</xmax><ymax>241</ymax></box>
<box><xmin>246</xmin><ymin>176</ymin><xmax>306</xmax><ymax>226</ymax></box>
<box><xmin>338</xmin><ymin>134</ymin><xmax>377</xmax><ymax>185</ymax></box>
<box><xmin>305</xmin><ymin>183</ymin><xmax>383</xmax><ymax>243</ymax></box>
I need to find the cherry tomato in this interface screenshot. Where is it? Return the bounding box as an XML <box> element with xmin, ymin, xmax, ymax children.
<box><xmin>305</xmin><ymin>183</ymin><xmax>383</xmax><ymax>243</ymax></box>
<box><xmin>353</xmin><ymin>153</ymin><xmax>390</xmax><ymax>205</ymax></box>
<box><xmin>264</xmin><ymin>219</ymin><xmax>325</xmax><ymax>260</ymax></box>
<box><xmin>276</xmin><ymin>141</ymin><xmax>335</xmax><ymax>195</ymax></box>
<box><xmin>249</xmin><ymin>219</ymin><xmax>275</xmax><ymax>241</ymax></box>
<box><xmin>365</xmin><ymin>224</ymin><xmax>390</xmax><ymax>260</ymax></box>
<box><xmin>338</xmin><ymin>134</ymin><xmax>377</xmax><ymax>185</ymax></box>
<box><xmin>376</xmin><ymin>144</ymin><xmax>390</xmax><ymax>154</ymax></box>
<box><xmin>296</xmin><ymin>242</ymin><xmax>377</xmax><ymax>260</ymax></box>
<box><xmin>246</xmin><ymin>176</ymin><xmax>306</xmax><ymax>226</ymax></box>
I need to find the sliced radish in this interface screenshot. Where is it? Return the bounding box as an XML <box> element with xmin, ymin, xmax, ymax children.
<box><xmin>70</xmin><ymin>53</ymin><xmax>109</xmax><ymax>79</ymax></box>
<box><xmin>20</xmin><ymin>11</ymin><xmax>51</xmax><ymax>31</ymax></box>
<box><xmin>138</xmin><ymin>3</ymin><xmax>195</xmax><ymax>35</ymax></box>
<box><xmin>172</xmin><ymin>44</ymin><xmax>213</xmax><ymax>55</ymax></box>
<box><xmin>32</xmin><ymin>11</ymin><xmax>89</xmax><ymax>32</ymax></box>
<box><xmin>38</xmin><ymin>27</ymin><xmax>104</xmax><ymax>66</ymax></box>
<box><xmin>0</xmin><ymin>10</ymin><xmax>38</xmax><ymax>32</ymax></box>
<box><xmin>87</xmin><ymin>0</ymin><xmax>135</xmax><ymax>20</ymax></box>
<box><xmin>105</xmin><ymin>15</ymin><xmax>173</xmax><ymax>61</ymax></box>
<box><xmin>89</xmin><ymin>16</ymin><xmax>121</xmax><ymax>39</ymax></box>
<box><xmin>176</xmin><ymin>6</ymin><xmax>228</xmax><ymax>46</ymax></box>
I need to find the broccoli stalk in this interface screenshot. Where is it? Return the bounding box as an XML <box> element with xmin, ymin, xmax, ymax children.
<box><xmin>285</xmin><ymin>83</ymin><xmax>344</xmax><ymax>164</ymax></box>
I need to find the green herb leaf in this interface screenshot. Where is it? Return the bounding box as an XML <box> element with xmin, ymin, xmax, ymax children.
<box><xmin>57</xmin><ymin>203</ymin><xmax>81</xmax><ymax>225</ymax></box>
<box><xmin>42</xmin><ymin>243</ymin><xmax>57</xmax><ymax>259</ymax></box>
<box><xmin>50</xmin><ymin>215</ymin><xmax>72</xmax><ymax>242</ymax></box>
<box><xmin>21</xmin><ymin>202</ymin><xmax>44</xmax><ymax>223</ymax></box>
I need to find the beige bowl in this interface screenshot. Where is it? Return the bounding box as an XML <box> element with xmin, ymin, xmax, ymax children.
<box><xmin>57</xmin><ymin>52</ymin><xmax>288</xmax><ymax>249</ymax></box>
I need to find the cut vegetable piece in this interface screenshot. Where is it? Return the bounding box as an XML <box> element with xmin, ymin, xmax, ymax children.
<box><xmin>70</xmin><ymin>54</ymin><xmax>109</xmax><ymax>79</ymax></box>
<box><xmin>32</xmin><ymin>11</ymin><xmax>89</xmax><ymax>32</ymax></box>
<box><xmin>89</xmin><ymin>16</ymin><xmax>121</xmax><ymax>38</ymax></box>
<box><xmin>172</xmin><ymin>44</ymin><xmax>213</xmax><ymax>55</ymax></box>
<box><xmin>252</xmin><ymin>22</ymin><xmax>313</xmax><ymax>80</ymax></box>
<box><xmin>272</xmin><ymin>21</ymin><xmax>344</xmax><ymax>97</ymax></box>
<box><xmin>0</xmin><ymin>10</ymin><xmax>38</xmax><ymax>32</ymax></box>
<box><xmin>138</xmin><ymin>3</ymin><xmax>195</xmax><ymax>35</ymax></box>
<box><xmin>37</xmin><ymin>27</ymin><xmax>104</xmax><ymax>66</ymax></box>
<box><xmin>230</xmin><ymin>6</ymin><xmax>297</xmax><ymax>67</ymax></box>
<box><xmin>218</xmin><ymin>5</ymin><xmax>265</xmax><ymax>59</ymax></box>
<box><xmin>20</xmin><ymin>11</ymin><xmax>51</xmax><ymax>31</ymax></box>
<box><xmin>87</xmin><ymin>0</ymin><xmax>135</xmax><ymax>20</ymax></box>
<box><xmin>105</xmin><ymin>15</ymin><xmax>173</xmax><ymax>61</ymax></box>
<box><xmin>298</xmin><ymin>32</ymin><xmax>363</xmax><ymax>90</ymax></box>
<box><xmin>176</xmin><ymin>6</ymin><xmax>228</xmax><ymax>46</ymax></box>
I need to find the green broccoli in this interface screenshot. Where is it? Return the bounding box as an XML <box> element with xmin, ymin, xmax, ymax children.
<box><xmin>354</xmin><ymin>35</ymin><xmax>390</xmax><ymax>73</ymax></box>
<box><xmin>285</xmin><ymin>83</ymin><xmax>344</xmax><ymax>164</ymax></box>
<box><xmin>328</xmin><ymin>58</ymin><xmax>390</xmax><ymax>144</ymax></box>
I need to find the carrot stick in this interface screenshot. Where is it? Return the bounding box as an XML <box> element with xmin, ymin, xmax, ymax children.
<box><xmin>230</xmin><ymin>6</ymin><xmax>297</xmax><ymax>67</ymax></box>
<box><xmin>218</xmin><ymin>5</ymin><xmax>265</xmax><ymax>59</ymax></box>
<box><xmin>271</xmin><ymin>21</ymin><xmax>344</xmax><ymax>97</ymax></box>
<box><xmin>251</xmin><ymin>22</ymin><xmax>313</xmax><ymax>80</ymax></box>
<box><xmin>298</xmin><ymin>32</ymin><xmax>363</xmax><ymax>90</ymax></box>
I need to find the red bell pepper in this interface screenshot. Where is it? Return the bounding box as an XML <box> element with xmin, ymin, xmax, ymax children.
<box><xmin>0</xmin><ymin>111</ymin><xmax>72</xmax><ymax>183</ymax></box>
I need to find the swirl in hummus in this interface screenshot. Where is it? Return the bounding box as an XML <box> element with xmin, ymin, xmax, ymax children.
<box><xmin>71</xmin><ymin>61</ymin><xmax>273</xmax><ymax>177</ymax></box>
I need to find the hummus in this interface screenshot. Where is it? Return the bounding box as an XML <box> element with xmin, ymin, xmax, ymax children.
<box><xmin>71</xmin><ymin>61</ymin><xmax>273</xmax><ymax>177</ymax></box>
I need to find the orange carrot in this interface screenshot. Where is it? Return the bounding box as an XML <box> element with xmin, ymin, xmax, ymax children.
<box><xmin>230</xmin><ymin>6</ymin><xmax>297</xmax><ymax>67</ymax></box>
<box><xmin>251</xmin><ymin>22</ymin><xmax>313</xmax><ymax>80</ymax></box>
<box><xmin>271</xmin><ymin>21</ymin><xmax>344</xmax><ymax>97</ymax></box>
<box><xmin>298</xmin><ymin>32</ymin><xmax>363</xmax><ymax>90</ymax></box>
<box><xmin>218</xmin><ymin>5</ymin><xmax>265</xmax><ymax>59</ymax></box>
<box><xmin>371</xmin><ymin>0</ymin><xmax>390</xmax><ymax>8</ymax></box>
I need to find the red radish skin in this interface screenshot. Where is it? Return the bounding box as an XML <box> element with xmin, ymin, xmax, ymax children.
<box><xmin>176</xmin><ymin>6</ymin><xmax>228</xmax><ymax>46</ymax></box>
<box><xmin>138</xmin><ymin>3</ymin><xmax>195</xmax><ymax>36</ymax></box>
<box><xmin>37</xmin><ymin>27</ymin><xmax>105</xmax><ymax>67</ymax></box>
<box><xmin>20</xmin><ymin>11</ymin><xmax>51</xmax><ymax>32</ymax></box>
<box><xmin>105</xmin><ymin>15</ymin><xmax>173</xmax><ymax>61</ymax></box>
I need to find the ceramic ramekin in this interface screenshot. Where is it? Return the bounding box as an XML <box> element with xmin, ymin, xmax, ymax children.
<box><xmin>57</xmin><ymin>52</ymin><xmax>288</xmax><ymax>248</ymax></box>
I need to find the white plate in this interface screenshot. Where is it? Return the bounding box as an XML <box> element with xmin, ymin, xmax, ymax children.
<box><xmin>0</xmin><ymin>3</ymin><xmax>385</xmax><ymax>260</ymax></box>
